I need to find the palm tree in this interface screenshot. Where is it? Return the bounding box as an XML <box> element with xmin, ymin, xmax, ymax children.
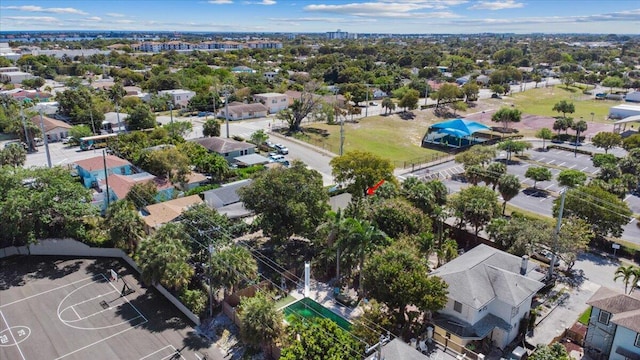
<box><xmin>105</xmin><ymin>200</ymin><xmax>145</xmax><ymax>253</ymax></box>
<box><xmin>498</xmin><ymin>174</ymin><xmax>521</xmax><ymax>215</ymax></box>
<box><xmin>209</xmin><ymin>246</ymin><xmax>258</xmax><ymax>297</ymax></box>
<box><xmin>381</xmin><ymin>97</ymin><xmax>395</xmax><ymax>115</ymax></box>
<box><xmin>614</xmin><ymin>265</ymin><xmax>638</xmax><ymax>294</ymax></box>
<box><xmin>631</xmin><ymin>267</ymin><xmax>640</xmax><ymax>294</ymax></box>
<box><xmin>340</xmin><ymin>218</ymin><xmax>388</xmax><ymax>296</ymax></box>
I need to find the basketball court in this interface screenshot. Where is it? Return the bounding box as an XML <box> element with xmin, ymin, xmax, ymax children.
<box><xmin>0</xmin><ymin>257</ymin><xmax>219</xmax><ymax>360</ymax></box>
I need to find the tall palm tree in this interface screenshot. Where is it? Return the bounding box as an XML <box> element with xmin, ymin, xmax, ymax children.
<box><xmin>340</xmin><ymin>218</ymin><xmax>388</xmax><ymax>296</ymax></box>
<box><xmin>209</xmin><ymin>246</ymin><xmax>258</xmax><ymax>297</ymax></box>
<box><xmin>631</xmin><ymin>267</ymin><xmax>640</xmax><ymax>294</ymax></box>
<box><xmin>614</xmin><ymin>265</ymin><xmax>638</xmax><ymax>294</ymax></box>
<box><xmin>105</xmin><ymin>200</ymin><xmax>145</xmax><ymax>253</ymax></box>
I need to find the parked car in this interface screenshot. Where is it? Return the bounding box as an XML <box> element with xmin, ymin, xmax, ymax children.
<box><xmin>4</xmin><ymin>140</ymin><xmax>28</xmax><ymax>150</ymax></box>
<box><xmin>62</xmin><ymin>136</ymin><xmax>76</xmax><ymax>145</ymax></box>
<box><xmin>34</xmin><ymin>137</ymin><xmax>44</xmax><ymax>146</ymax></box>
<box><xmin>274</xmin><ymin>144</ymin><xmax>289</xmax><ymax>155</ymax></box>
<box><xmin>369</xmin><ymin>101</ymin><xmax>379</xmax><ymax>106</ymax></box>
<box><xmin>264</xmin><ymin>140</ymin><xmax>275</xmax><ymax>149</ymax></box>
<box><xmin>491</xmin><ymin>93</ymin><xmax>502</xmax><ymax>99</ymax></box>
<box><xmin>269</xmin><ymin>154</ymin><xmax>285</xmax><ymax>163</ymax></box>
<box><xmin>532</xmin><ymin>249</ymin><xmax>559</xmax><ymax>266</ymax></box>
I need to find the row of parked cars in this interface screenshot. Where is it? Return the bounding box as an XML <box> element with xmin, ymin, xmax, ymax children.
<box><xmin>263</xmin><ymin>141</ymin><xmax>288</xmax><ymax>155</ymax></box>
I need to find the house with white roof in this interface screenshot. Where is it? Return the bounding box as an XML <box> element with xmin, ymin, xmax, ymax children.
<box><xmin>158</xmin><ymin>89</ymin><xmax>195</xmax><ymax>108</ymax></box>
<box><xmin>253</xmin><ymin>92</ymin><xmax>288</xmax><ymax>113</ymax></box>
<box><xmin>431</xmin><ymin>244</ymin><xmax>545</xmax><ymax>350</ymax></box>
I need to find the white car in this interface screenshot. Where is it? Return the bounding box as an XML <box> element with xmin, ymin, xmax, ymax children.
<box><xmin>274</xmin><ymin>144</ymin><xmax>289</xmax><ymax>155</ymax></box>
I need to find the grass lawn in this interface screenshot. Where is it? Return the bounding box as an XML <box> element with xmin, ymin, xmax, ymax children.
<box><xmin>578</xmin><ymin>306</ymin><xmax>592</xmax><ymax>325</ymax></box>
<box><xmin>297</xmin><ymin>114</ymin><xmax>450</xmax><ymax>165</ymax></box>
<box><xmin>510</xmin><ymin>85</ymin><xmax>624</xmax><ymax>124</ymax></box>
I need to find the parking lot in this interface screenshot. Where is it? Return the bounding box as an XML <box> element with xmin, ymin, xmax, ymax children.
<box><xmin>0</xmin><ymin>257</ymin><xmax>219</xmax><ymax>360</ymax></box>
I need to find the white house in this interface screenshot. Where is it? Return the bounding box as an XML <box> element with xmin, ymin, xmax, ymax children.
<box><xmin>609</xmin><ymin>104</ymin><xmax>640</xmax><ymax>120</ymax></box>
<box><xmin>158</xmin><ymin>89</ymin><xmax>196</xmax><ymax>108</ymax></box>
<box><xmin>253</xmin><ymin>92</ymin><xmax>288</xmax><ymax>113</ymax></box>
<box><xmin>431</xmin><ymin>245</ymin><xmax>545</xmax><ymax>350</ymax></box>
<box><xmin>584</xmin><ymin>287</ymin><xmax>640</xmax><ymax>360</ymax></box>
<box><xmin>0</xmin><ymin>71</ymin><xmax>34</xmax><ymax>84</ymax></box>
<box><xmin>29</xmin><ymin>114</ymin><xmax>71</xmax><ymax>142</ymax></box>
<box><xmin>218</xmin><ymin>102</ymin><xmax>268</xmax><ymax>120</ymax></box>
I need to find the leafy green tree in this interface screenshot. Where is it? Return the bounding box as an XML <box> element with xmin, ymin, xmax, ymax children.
<box><xmin>461</xmin><ymin>82</ymin><xmax>479</xmax><ymax>102</ymax></box>
<box><xmin>556</xmin><ymin>185</ymin><xmax>632</xmax><ymax>238</ymax></box>
<box><xmin>535</xmin><ymin>128</ymin><xmax>553</xmax><ymax>150</ymax></box>
<box><xmin>552</xmin><ymin>100</ymin><xmax>575</xmax><ymax>119</ymax></box>
<box><xmin>127</xmin><ymin>103</ymin><xmax>156</xmax><ymax>131</ymax></box>
<box><xmin>209</xmin><ymin>246</ymin><xmax>258</xmax><ymax>296</ymax></box>
<box><xmin>203</xmin><ymin>118</ymin><xmax>220</xmax><ymax>137</ymax></box>
<box><xmin>529</xmin><ymin>343</ymin><xmax>570</xmax><ymax>360</ymax></box>
<box><xmin>557</xmin><ymin>169</ymin><xmax>587</xmax><ymax>188</ymax></box>
<box><xmin>239</xmin><ymin>161</ymin><xmax>329</xmax><ymax>242</ymax></box>
<box><xmin>238</xmin><ymin>291</ymin><xmax>284</xmax><ymax>352</ymax></box>
<box><xmin>525</xmin><ymin>166</ymin><xmax>552</xmax><ymax>189</ymax></box>
<box><xmin>592</xmin><ymin>132</ymin><xmax>622</xmax><ymax>154</ymax></box>
<box><xmin>163</xmin><ymin>121</ymin><xmax>192</xmax><ymax>137</ymax></box>
<box><xmin>449</xmin><ymin>185</ymin><xmax>499</xmax><ymax>240</ymax></box>
<box><xmin>622</xmin><ymin>134</ymin><xmax>640</xmax><ymax>151</ymax></box>
<box><xmin>454</xmin><ymin>145</ymin><xmax>496</xmax><ymax>169</ymax></box>
<box><xmin>55</xmin><ymin>86</ymin><xmax>106</xmax><ymax>126</ymax></box>
<box><xmin>398</xmin><ymin>89</ymin><xmax>420</xmax><ymax>112</ymax></box>
<box><xmin>330</xmin><ymin>150</ymin><xmax>396</xmax><ymax>197</ymax></box>
<box><xmin>135</xmin><ymin>223</ymin><xmax>193</xmax><ymax>291</ymax></box>
<box><xmin>381</xmin><ymin>97</ymin><xmax>395</xmax><ymax>115</ymax></box>
<box><xmin>554</xmin><ymin>216</ymin><xmax>593</xmax><ymax>271</ymax></box>
<box><xmin>497</xmin><ymin>174</ymin><xmax>521</xmax><ymax>214</ymax></box>
<box><xmin>364</xmin><ymin>240</ymin><xmax>448</xmax><ymax>325</ymax></box>
<box><xmin>105</xmin><ymin>200</ymin><xmax>145</xmax><ymax>253</ymax></box>
<box><xmin>276</xmin><ymin>82</ymin><xmax>322</xmax><ymax>132</ymax></box>
<box><xmin>592</xmin><ymin>153</ymin><xmax>618</xmax><ymax>168</ymax></box>
<box><xmin>490</xmin><ymin>84</ymin><xmax>505</xmax><ymax>95</ymax></box>
<box><xmin>0</xmin><ymin>166</ymin><xmax>96</xmax><ymax>247</ymax></box>
<box><xmin>491</xmin><ymin>107</ymin><xmax>522</xmax><ymax>131</ymax></box>
<box><xmin>402</xmin><ymin>177</ymin><xmax>444</xmax><ymax>215</ymax></box>
<box><xmin>487</xmin><ymin>217</ymin><xmax>551</xmax><ymax>256</ymax></box>
<box><xmin>602</xmin><ymin>76</ymin><xmax>624</xmax><ymax>93</ymax></box>
<box><xmin>430</xmin><ymin>83</ymin><xmax>462</xmax><ymax>109</ymax></box>
<box><xmin>139</xmin><ymin>148</ymin><xmax>190</xmax><ymax>184</ymax></box>
<box><xmin>614</xmin><ymin>265</ymin><xmax>640</xmax><ymax>295</ymax></box>
<box><xmin>553</xmin><ymin>117</ymin><xmax>571</xmax><ymax>136</ymax></box>
<box><xmin>351</xmin><ymin>300</ymin><xmax>394</xmax><ymax>346</ymax></box>
<box><xmin>0</xmin><ymin>143</ymin><xmax>27</xmax><ymax>167</ymax></box>
<box><xmin>369</xmin><ymin>198</ymin><xmax>431</xmax><ymax>238</ymax></box>
<box><xmin>69</xmin><ymin>124</ymin><xmax>93</xmax><ymax>139</ymax></box>
<box><xmin>280</xmin><ymin>318</ymin><xmax>364</xmax><ymax>360</ymax></box>
<box><xmin>465</xmin><ymin>164</ymin><xmax>484</xmax><ymax>186</ymax></box>
<box><xmin>179</xmin><ymin>288</ymin><xmax>207</xmax><ymax>317</ymax></box>
<box><xmin>250</xmin><ymin>129</ymin><xmax>268</xmax><ymax>145</ymax></box>
<box><xmin>125</xmin><ymin>181</ymin><xmax>159</xmax><ymax>210</ymax></box>
<box><xmin>497</xmin><ymin>140</ymin><xmax>531</xmax><ymax>161</ymax></box>
<box><xmin>451</xmin><ymin>101</ymin><xmax>468</xmax><ymax>116</ymax></box>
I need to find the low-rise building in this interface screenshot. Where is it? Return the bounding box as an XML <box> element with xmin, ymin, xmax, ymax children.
<box><xmin>584</xmin><ymin>287</ymin><xmax>640</xmax><ymax>360</ymax></box>
<box><xmin>29</xmin><ymin>114</ymin><xmax>71</xmax><ymax>143</ymax></box>
<box><xmin>253</xmin><ymin>92</ymin><xmax>288</xmax><ymax>113</ymax></box>
<box><xmin>141</xmin><ymin>195</ymin><xmax>203</xmax><ymax>233</ymax></box>
<box><xmin>218</xmin><ymin>102</ymin><xmax>268</xmax><ymax>120</ymax></box>
<box><xmin>0</xmin><ymin>71</ymin><xmax>34</xmax><ymax>84</ymax></box>
<box><xmin>202</xmin><ymin>179</ymin><xmax>253</xmax><ymax>219</ymax></box>
<box><xmin>431</xmin><ymin>244</ymin><xmax>545</xmax><ymax>350</ymax></box>
<box><xmin>74</xmin><ymin>155</ymin><xmax>134</xmax><ymax>188</ymax></box>
<box><xmin>158</xmin><ymin>89</ymin><xmax>196</xmax><ymax>108</ymax></box>
<box><xmin>191</xmin><ymin>137</ymin><xmax>256</xmax><ymax>163</ymax></box>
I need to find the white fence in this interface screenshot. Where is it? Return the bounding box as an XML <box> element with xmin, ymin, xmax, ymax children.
<box><xmin>0</xmin><ymin>238</ymin><xmax>200</xmax><ymax>325</ymax></box>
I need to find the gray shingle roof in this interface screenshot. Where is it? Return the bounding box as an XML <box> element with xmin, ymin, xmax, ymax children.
<box><xmin>587</xmin><ymin>286</ymin><xmax>640</xmax><ymax>333</ymax></box>
<box><xmin>203</xmin><ymin>179</ymin><xmax>252</xmax><ymax>208</ymax></box>
<box><xmin>191</xmin><ymin>137</ymin><xmax>255</xmax><ymax>154</ymax></box>
<box><xmin>432</xmin><ymin>244</ymin><xmax>544</xmax><ymax>309</ymax></box>
<box><xmin>365</xmin><ymin>338</ymin><xmax>428</xmax><ymax>360</ymax></box>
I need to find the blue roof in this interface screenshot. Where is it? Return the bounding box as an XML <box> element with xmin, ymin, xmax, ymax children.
<box><xmin>429</xmin><ymin>118</ymin><xmax>490</xmax><ymax>137</ymax></box>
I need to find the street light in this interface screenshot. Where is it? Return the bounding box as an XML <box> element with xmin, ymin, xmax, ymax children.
<box><xmin>168</xmin><ymin>102</ymin><xmax>174</xmax><ymax>137</ymax></box>
<box><xmin>221</xmin><ymin>86</ymin><xmax>233</xmax><ymax>139</ymax></box>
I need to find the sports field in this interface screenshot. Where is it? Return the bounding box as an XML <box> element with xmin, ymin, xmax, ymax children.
<box><xmin>0</xmin><ymin>256</ymin><xmax>220</xmax><ymax>360</ymax></box>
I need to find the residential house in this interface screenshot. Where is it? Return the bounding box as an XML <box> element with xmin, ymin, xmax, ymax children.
<box><xmin>231</xmin><ymin>66</ymin><xmax>255</xmax><ymax>74</ymax></box>
<box><xmin>372</xmin><ymin>88</ymin><xmax>388</xmax><ymax>99</ymax></box>
<box><xmin>0</xmin><ymin>71</ymin><xmax>34</xmax><ymax>84</ymax></box>
<box><xmin>141</xmin><ymin>195</ymin><xmax>203</xmax><ymax>233</ymax></box>
<box><xmin>584</xmin><ymin>287</ymin><xmax>640</xmax><ymax>360</ymax></box>
<box><xmin>102</xmin><ymin>111</ymin><xmax>129</xmax><ymax>133</ymax></box>
<box><xmin>158</xmin><ymin>89</ymin><xmax>196</xmax><ymax>108</ymax></box>
<box><xmin>9</xmin><ymin>89</ymin><xmax>52</xmax><ymax>102</ymax></box>
<box><xmin>29</xmin><ymin>114</ymin><xmax>71</xmax><ymax>142</ymax></box>
<box><xmin>191</xmin><ymin>137</ymin><xmax>255</xmax><ymax>163</ymax></box>
<box><xmin>74</xmin><ymin>155</ymin><xmax>135</xmax><ymax>188</ymax></box>
<box><xmin>284</xmin><ymin>90</ymin><xmax>345</xmax><ymax>108</ymax></box>
<box><xmin>253</xmin><ymin>92</ymin><xmax>288</xmax><ymax>113</ymax></box>
<box><xmin>365</xmin><ymin>338</ymin><xmax>429</xmax><ymax>360</ymax></box>
<box><xmin>99</xmin><ymin>173</ymin><xmax>174</xmax><ymax>210</ymax></box>
<box><xmin>218</xmin><ymin>102</ymin><xmax>268</xmax><ymax>120</ymax></box>
<box><xmin>180</xmin><ymin>172</ymin><xmax>209</xmax><ymax>191</ymax></box>
<box><xmin>476</xmin><ymin>75</ymin><xmax>490</xmax><ymax>86</ymax></box>
<box><xmin>431</xmin><ymin>244</ymin><xmax>545</xmax><ymax>350</ymax></box>
<box><xmin>203</xmin><ymin>179</ymin><xmax>252</xmax><ymax>219</ymax></box>
<box><xmin>456</xmin><ymin>76</ymin><xmax>470</xmax><ymax>86</ymax></box>
<box><xmin>263</xmin><ymin>71</ymin><xmax>279</xmax><ymax>82</ymax></box>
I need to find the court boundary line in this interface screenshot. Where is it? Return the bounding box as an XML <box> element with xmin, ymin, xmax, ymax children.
<box><xmin>70</xmin><ymin>306</ymin><xmax>81</xmax><ymax>320</ymax></box>
<box><xmin>53</xmin><ymin>275</ymin><xmax>149</xmax><ymax>360</ymax></box>
<box><xmin>139</xmin><ymin>345</ymin><xmax>174</xmax><ymax>360</ymax></box>
<box><xmin>0</xmin><ymin>310</ymin><xmax>26</xmax><ymax>360</ymax></box>
<box><xmin>59</xmin><ymin>288</ymin><xmax>118</xmax><ymax>316</ymax></box>
<box><xmin>0</xmin><ymin>275</ymin><xmax>99</xmax><ymax>309</ymax></box>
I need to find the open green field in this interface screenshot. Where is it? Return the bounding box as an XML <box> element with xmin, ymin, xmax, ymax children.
<box><xmin>510</xmin><ymin>85</ymin><xmax>624</xmax><ymax>124</ymax></box>
<box><xmin>299</xmin><ymin>115</ymin><xmax>448</xmax><ymax>166</ymax></box>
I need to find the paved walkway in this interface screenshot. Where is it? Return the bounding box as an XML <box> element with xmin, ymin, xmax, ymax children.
<box><xmin>526</xmin><ymin>280</ymin><xmax>600</xmax><ymax>346</ymax></box>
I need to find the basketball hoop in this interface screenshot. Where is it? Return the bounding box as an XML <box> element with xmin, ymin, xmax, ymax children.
<box><xmin>109</xmin><ymin>269</ymin><xmax>118</xmax><ymax>282</ymax></box>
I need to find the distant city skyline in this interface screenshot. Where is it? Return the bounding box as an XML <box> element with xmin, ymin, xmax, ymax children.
<box><xmin>0</xmin><ymin>0</ymin><xmax>638</xmax><ymax>34</ymax></box>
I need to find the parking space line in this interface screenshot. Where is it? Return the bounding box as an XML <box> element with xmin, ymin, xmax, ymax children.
<box><xmin>521</xmin><ymin>163</ymin><xmax>531</xmax><ymax>168</ymax></box>
<box><xmin>544</xmin><ymin>184</ymin><xmax>554</xmax><ymax>190</ymax></box>
<box><xmin>558</xmin><ymin>162</ymin><xmax>566</xmax><ymax>167</ymax></box>
<box><xmin>538</xmin><ymin>157</ymin><xmax>546</xmax><ymax>162</ymax></box>
<box><xmin>568</xmin><ymin>164</ymin><xmax>576</xmax><ymax>169</ymax></box>
<box><xmin>540</xmin><ymin>197</ymin><xmax>548</xmax><ymax>202</ymax></box>
<box><xmin>580</xmin><ymin>167</ymin><xmax>588</xmax><ymax>172</ymax></box>
<box><xmin>547</xmin><ymin>160</ymin><xmax>556</xmax><ymax>164</ymax></box>
<box><xmin>592</xmin><ymin>169</ymin><xmax>600</xmax><ymax>175</ymax></box>
<box><xmin>554</xmin><ymin>150</ymin><xmax>563</xmax><ymax>154</ymax></box>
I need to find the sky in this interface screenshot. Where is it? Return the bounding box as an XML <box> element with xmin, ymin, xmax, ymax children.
<box><xmin>0</xmin><ymin>0</ymin><xmax>639</xmax><ymax>34</ymax></box>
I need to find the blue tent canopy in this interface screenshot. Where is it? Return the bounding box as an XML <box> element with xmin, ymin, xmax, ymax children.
<box><xmin>429</xmin><ymin>119</ymin><xmax>490</xmax><ymax>138</ymax></box>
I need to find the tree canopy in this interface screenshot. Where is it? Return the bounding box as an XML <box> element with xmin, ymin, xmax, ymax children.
<box><xmin>330</xmin><ymin>150</ymin><xmax>396</xmax><ymax>197</ymax></box>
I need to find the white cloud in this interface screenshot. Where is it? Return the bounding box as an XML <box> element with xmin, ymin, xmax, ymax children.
<box><xmin>243</xmin><ymin>0</ymin><xmax>277</xmax><ymax>4</ymax></box>
<box><xmin>114</xmin><ymin>19</ymin><xmax>135</xmax><ymax>24</ymax></box>
<box><xmin>268</xmin><ymin>17</ymin><xmax>377</xmax><ymax>23</ymax></box>
<box><xmin>85</xmin><ymin>16</ymin><xmax>102</xmax><ymax>21</ymax></box>
<box><xmin>106</xmin><ymin>12</ymin><xmax>126</xmax><ymax>17</ymax></box>
<box><xmin>261</xmin><ymin>0</ymin><xmax>277</xmax><ymax>4</ymax></box>
<box><xmin>208</xmin><ymin>0</ymin><xmax>233</xmax><ymax>4</ymax></box>
<box><xmin>469</xmin><ymin>0</ymin><xmax>524</xmax><ymax>10</ymax></box>
<box><xmin>4</xmin><ymin>16</ymin><xmax>59</xmax><ymax>22</ymax></box>
<box><xmin>305</xmin><ymin>2</ymin><xmax>463</xmax><ymax>18</ymax></box>
<box><xmin>1</xmin><ymin>5</ymin><xmax>88</xmax><ymax>15</ymax></box>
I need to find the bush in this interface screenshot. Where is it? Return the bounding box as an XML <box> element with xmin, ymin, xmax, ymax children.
<box><xmin>179</xmin><ymin>288</ymin><xmax>207</xmax><ymax>317</ymax></box>
<box><xmin>184</xmin><ymin>183</ymin><xmax>220</xmax><ymax>196</ymax></box>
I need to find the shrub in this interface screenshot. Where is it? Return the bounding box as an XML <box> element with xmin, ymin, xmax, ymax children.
<box><xmin>179</xmin><ymin>288</ymin><xmax>207</xmax><ymax>316</ymax></box>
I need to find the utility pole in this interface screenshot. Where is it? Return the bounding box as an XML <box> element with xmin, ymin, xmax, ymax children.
<box><xmin>38</xmin><ymin>109</ymin><xmax>52</xmax><ymax>168</ymax></box>
<box><xmin>548</xmin><ymin>188</ymin><xmax>566</xmax><ymax>281</ymax></box>
<box><xmin>169</xmin><ymin>102</ymin><xmax>174</xmax><ymax>137</ymax></box>
<box><xmin>340</xmin><ymin>114</ymin><xmax>345</xmax><ymax>156</ymax></box>
<box><xmin>19</xmin><ymin>101</ymin><xmax>32</xmax><ymax>152</ymax></box>
<box><xmin>224</xmin><ymin>92</ymin><xmax>230</xmax><ymax>138</ymax></box>
<box><xmin>365</xmin><ymin>84</ymin><xmax>369</xmax><ymax>118</ymax></box>
<box><xmin>103</xmin><ymin>149</ymin><xmax>111</xmax><ymax>208</ymax></box>
<box><xmin>89</xmin><ymin>105</ymin><xmax>96</xmax><ymax>134</ymax></box>
<box><xmin>208</xmin><ymin>243</ymin><xmax>214</xmax><ymax>317</ymax></box>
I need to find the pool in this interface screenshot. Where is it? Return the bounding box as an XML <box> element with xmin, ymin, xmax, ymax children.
<box><xmin>282</xmin><ymin>297</ymin><xmax>352</xmax><ymax>331</ymax></box>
